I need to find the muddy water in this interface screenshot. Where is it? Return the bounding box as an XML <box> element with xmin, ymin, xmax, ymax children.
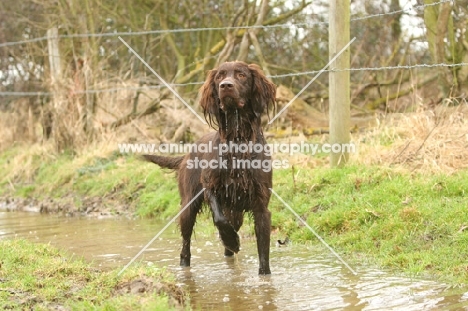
<box><xmin>1</xmin><ymin>211</ymin><xmax>468</xmax><ymax>310</ymax></box>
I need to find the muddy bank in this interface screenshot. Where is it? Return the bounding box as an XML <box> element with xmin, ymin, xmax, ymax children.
<box><xmin>0</xmin><ymin>239</ymin><xmax>188</xmax><ymax>310</ymax></box>
<box><xmin>0</xmin><ymin>195</ymin><xmax>133</xmax><ymax>217</ymax></box>
<box><xmin>115</xmin><ymin>276</ymin><xmax>187</xmax><ymax>307</ymax></box>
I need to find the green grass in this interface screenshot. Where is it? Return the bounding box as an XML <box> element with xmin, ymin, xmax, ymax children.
<box><xmin>270</xmin><ymin>165</ymin><xmax>468</xmax><ymax>284</ymax></box>
<box><xmin>1</xmin><ymin>146</ymin><xmax>468</xmax><ymax>284</ymax></box>
<box><xmin>0</xmin><ymin>147</ymin><xmax>180</xmax><ymax>218</ymax></box>
<box><xmin>0</xmin><ymin>239</ymin><xmax>188</xmax><ymax>310</ymax></box>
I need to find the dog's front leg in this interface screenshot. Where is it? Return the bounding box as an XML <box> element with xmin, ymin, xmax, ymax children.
<box><xmin>254</xmin><ymin>209</ymin><xmax>272</xmax><ymax>275</ymax></box>
<box><xmin>206</xmin><ymin>190</ymin><xmax>240</xmax><ymax>253</ymax></box>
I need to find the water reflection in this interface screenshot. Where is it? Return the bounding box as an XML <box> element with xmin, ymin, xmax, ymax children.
<box><xmin>1</xmin><ymin>211</ymin><xmax>467</xmax><ymax>310</ymax></box>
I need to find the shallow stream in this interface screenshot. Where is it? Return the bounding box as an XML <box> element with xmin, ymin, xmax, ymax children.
<box><xmin>1</xmin><ymin>211</ymin><xmax>467</xmax><ymax>310</ymax></box>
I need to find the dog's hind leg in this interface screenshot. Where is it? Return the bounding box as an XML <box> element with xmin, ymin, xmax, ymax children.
<box><xmin>206</xmin><ymin>190</ymin><xmax>240</xmax><ymax>253</ymax></box>
<box><xmin>179</xmin><ymin>195</ymin><xmax>202</xmax><ymax>267</ymax></box>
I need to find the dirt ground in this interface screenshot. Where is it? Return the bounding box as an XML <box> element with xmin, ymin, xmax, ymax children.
<box><xmin>0</xmin><ymin>195</ymin><xmax>132</xmax><ymax>217</ymax></box>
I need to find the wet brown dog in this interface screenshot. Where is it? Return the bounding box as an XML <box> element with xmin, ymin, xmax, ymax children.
<box><xmin>144</xmin><ymin>61</ymin><xmax>276</xmax><ymax>274</ymax></box>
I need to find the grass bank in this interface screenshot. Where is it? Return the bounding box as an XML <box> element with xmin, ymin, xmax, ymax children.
<box><xmin>0</xmin><ymin>144</ymin><xmax>180</xmax><ymax>218</ymax></box>
<box><xmin>0</xmin><ymin>239</ymin><xmax>187</xmax><ymax>310</ymax></box>
<box><xmin>271</xmin><ymin>165</ymin><xmax>468</xmax><ymax>285</ymax></box>
<box><xmin>1</xmin><ymin>144</ymin><xmax>468</xmax><ymax>285</ymax></box>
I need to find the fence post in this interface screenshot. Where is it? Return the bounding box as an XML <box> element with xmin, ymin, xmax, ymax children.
<box><xmin>329</xmin><ymin>0</ymin><xmax>351</xmax><ymax>167</ymax></box>
<box><xmin>46</xmin><ymin>27</ymin><xmax>62</xmax><ymax>143</ymax></box>
<box><xmin>83</xmin><ymin>60</ymin><xmax>95</xmax><ymax>138</ymax></box>
<box><xmin>47</xmin><ymin>27</ymin><xmax>62</xmax><ymax>89</ymax></box>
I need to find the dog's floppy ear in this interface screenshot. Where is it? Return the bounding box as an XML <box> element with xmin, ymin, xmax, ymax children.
<box><xmin>199</xmin><ymin>69</ymin><xmax>219</xmax><ymax>128</ymax></box>
<box><xmin>248</xmin><ymin>64</ymin><xmax>276</xmax><ymax>117</ymax></box>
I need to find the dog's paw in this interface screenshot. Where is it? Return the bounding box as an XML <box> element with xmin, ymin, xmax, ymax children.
<box><xmin>224</xmin><ymin>248</ymin><xmax>235</xmax><ymax>257</ymax></box>
<box><xmin>218</xmin><ymin>225</ymin><xmax>240</xmax><ymax>253</ymax></box>
<box><xmin>259</xmin><ymin>267</ymin><xmax>271</xmax><ymax>275</ymax></box>
<box><xmin>180</xmin><ymin>255</ymin><xmax>191</xmax><ymax>267</ymax></box>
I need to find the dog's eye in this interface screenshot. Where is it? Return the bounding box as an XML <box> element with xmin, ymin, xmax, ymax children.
<box><xmin>238</xmin><ymin>73</ymin><xmax>245</xmax><ymax>78</ymax></box>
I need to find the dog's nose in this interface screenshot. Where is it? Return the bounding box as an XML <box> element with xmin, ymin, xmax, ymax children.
<box><xmin>220</xmin><ymin>80</ymin><xmax>234</xmax><ymax>89</ymax></box>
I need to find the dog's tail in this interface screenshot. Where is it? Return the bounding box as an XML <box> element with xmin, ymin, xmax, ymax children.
<box><xmin>142</xmin><ymin>155</ymin><xmax>184</xmax><ymax>170</ymax></box>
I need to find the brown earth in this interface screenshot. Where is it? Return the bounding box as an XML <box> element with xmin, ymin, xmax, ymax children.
<box><xmin>0</xmin><ymin>195</ymin><xmax>132</xmax><ymax>217</ymax></box>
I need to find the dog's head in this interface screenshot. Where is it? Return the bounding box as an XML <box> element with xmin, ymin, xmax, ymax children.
<box><xmin>199</xmin><ymin>61</ymin><xmax>276</xmax><ymax>129</ymax></box>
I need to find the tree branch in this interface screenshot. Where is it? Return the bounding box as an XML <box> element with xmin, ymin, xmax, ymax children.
<box><xmin>365</xmin><ymin>74</ymin><xmax>438</xmax><ymax>110</ymax></box>
<box><xmin>109</xmin><ymin>91</ymin><xmax>170</xmax><ymax>129</ymax></box>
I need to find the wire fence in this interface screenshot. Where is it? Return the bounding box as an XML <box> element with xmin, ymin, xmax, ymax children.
<box><xmin>0</xmin><ymin>61</ymin><xmax>466</xmax><ymax>97</ymax></box>
<box><xmin>0</xmin><ymin>0</ymin><xmax>461</xmax><ymax>98</ymax></box>
<box><xmin>0</xmin><ymin>0</ymin><xmax>452</xmax><ymax>48</ymax></box>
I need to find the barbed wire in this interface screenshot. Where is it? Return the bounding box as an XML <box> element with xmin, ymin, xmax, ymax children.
<box><xmin>271</xmin><ymin>62</ymin><xmax>468</xmax><ymax>77</ymax></box>
<box><xmin>350</xmin><ymin>0</ymin><xmax>452</xmax><ymax>22</ymax></box>
<box><xmin>0</xmin><ymin>85</ymin><xmax>162</xmax><ymax>97</ymax></box>
<box><xmin>1</xmin><ymin>61</ymin><xmax>466</xmax><ymax>97</ymax></box>
<box><xmin>0</xmin><ymin>0</ymin><xmax>452</xmax><ymax>48</ymax></box>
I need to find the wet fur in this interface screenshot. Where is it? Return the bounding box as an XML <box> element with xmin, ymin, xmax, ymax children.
<box><xmin>143</xmin><ymin>61</ymin><xmax>276</xmax><ymax>275</ymax></box>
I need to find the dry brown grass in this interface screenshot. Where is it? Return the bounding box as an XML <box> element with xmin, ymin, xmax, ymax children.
<box><xmin>0</xmin><ymin>79</ymin><xmax>199</xmax><ymax>152</ymax></box>
<box><xmin>0</xmin><ymin>98</ymin><xmax>38</xmax><ymax>150</ymax></box>
<box><xmin>1</xmin><ymin>81</ymin><xmax>467</xmax><ymax>175</ymax></box>
<box><xmin>355</xmin><ymin>101</ymin><xmax>468</xmax><ymax>173</ymax></box>
<box><xmin>264</xmin><ymin>100</ymin><xmax>468</xmax><ymax>174</ymax></box>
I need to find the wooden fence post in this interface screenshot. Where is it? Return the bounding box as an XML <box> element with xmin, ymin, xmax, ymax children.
<box><xmin>329</xmin><ymin>0</ymin><xmax>351</xmax><ymax>167</ymax></box>
<box><xmin>47</xmin><ymin>28</ymin><xmax>62</xmax><ymax>89</ymax></box>
<box><xmin>46</xmin><ymin>27</ymin><xmax>62</xmax><ymax>143</ymax></box>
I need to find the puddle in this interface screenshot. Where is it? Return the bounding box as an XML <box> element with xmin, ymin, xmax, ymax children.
<box><xmin>1</xmin><ymin>211</ymin><xmax>467</xmax><ymax>310</ymax></box>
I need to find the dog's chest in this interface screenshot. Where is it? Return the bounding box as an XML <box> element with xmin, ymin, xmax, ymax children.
<box><xmin>203</xmin><ymin>149</ymin><xmax>264</xmax><ymax>208</ymax></box>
